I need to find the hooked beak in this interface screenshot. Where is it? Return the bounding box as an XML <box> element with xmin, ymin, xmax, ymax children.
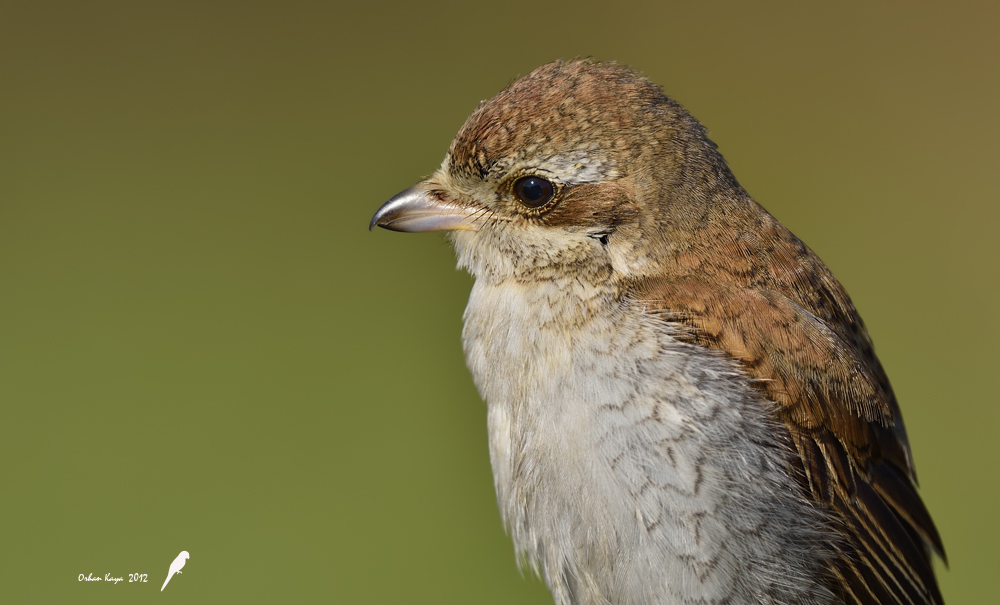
<box><xmin>369</xmin><ymin>183</ymin><xmax>480</xmax><ymax>232</ymax></box>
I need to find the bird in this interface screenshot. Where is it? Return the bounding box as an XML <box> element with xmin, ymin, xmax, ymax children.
<box><xmin>369</xmin><ymin>60</ymin><xmax>945</xmax><ymax>605</ymax></box>
<box><xmin>160</xmin><ymin>550</ymin><xmax>189</xmax><ymax>591</ymax></box>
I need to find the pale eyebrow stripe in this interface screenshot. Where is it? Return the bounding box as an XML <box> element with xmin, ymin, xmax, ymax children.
<box><xmin>533</xmin><ymin>153</ymin><xmax>618</xmax><ymax>186</ymax></box>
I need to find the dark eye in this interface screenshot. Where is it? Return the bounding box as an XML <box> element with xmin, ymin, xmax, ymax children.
<box><xmin>512</xmin><ymin>176</ymin><xmax>555</xmax><ymax>208</ymax></box>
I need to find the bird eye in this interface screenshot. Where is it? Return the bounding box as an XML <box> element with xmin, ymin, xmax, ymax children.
<box><xmin>512</xmin><ymin>176</ymin><xmax>555</xmax><ymax>208</ymax></box>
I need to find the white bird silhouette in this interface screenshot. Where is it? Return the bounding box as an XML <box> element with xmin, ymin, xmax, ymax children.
<box><xmin>160</xmin><ymin>550</ymin><xmax>189</xmax><ymax>591</ymax></box>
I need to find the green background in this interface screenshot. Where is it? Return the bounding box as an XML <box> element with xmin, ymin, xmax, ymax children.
<box><xmin>1</xmin><ymin>1</ymin><xmax>996</xmax><ymax>603</ymax></box>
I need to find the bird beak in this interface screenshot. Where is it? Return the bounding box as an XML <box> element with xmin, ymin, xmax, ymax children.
<box><xmin>369</xmin><ymin>183</ymin><xmax>480</xmax><ymax>232</ymax></box>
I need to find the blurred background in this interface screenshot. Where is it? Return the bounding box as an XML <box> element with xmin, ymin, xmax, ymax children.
<box><xmin>1</xmin><ymin>1</ymin><xmax>996</xmax><ymax>603</ymax></box>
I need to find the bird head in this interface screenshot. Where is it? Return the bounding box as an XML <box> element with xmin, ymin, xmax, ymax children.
<box><xmin>370</xmin><ymin>60</ymin><xmax>742</xmax><ymax>286</ymax></box>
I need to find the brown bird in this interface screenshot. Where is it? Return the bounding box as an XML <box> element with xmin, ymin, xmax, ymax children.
<box><xmin>370</xmin><ymin>60</ymin><xmax>944</xmax><ymax>605</ymax></box>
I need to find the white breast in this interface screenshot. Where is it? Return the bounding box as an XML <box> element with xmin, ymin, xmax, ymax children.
<box><xmin>462</xmin><ymin>278</ymin><xmax>838</xmax><ymax>605</ymax></box>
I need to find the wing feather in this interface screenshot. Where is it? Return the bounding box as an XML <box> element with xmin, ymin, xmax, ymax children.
<box><xmin>633</xmin><ymin>205</ymin><xmax>944</xmax><ymax>604</ymax></box>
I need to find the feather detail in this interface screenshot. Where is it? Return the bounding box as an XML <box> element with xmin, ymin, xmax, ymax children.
<box><xmin>633</xmin><ymin>196</ymin><xmax>944</xmax><ymax>605</ymax></box>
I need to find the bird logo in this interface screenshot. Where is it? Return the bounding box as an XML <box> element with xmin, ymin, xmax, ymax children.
<box><xmin>160</xmin><ymin>550</ymin><xmax>189</xmax><ymax>591</ymax></box>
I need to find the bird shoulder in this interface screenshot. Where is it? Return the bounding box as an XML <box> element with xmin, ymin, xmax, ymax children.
<box><xmin>630</xmin><ymin>199</ymin><xmax>945</xmax><ymax>605</ymax></box>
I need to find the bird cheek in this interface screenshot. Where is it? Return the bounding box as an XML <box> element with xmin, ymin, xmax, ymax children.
<box><xmin>605</xmin><ymin>225</ymin><xmax>661</xmax><ymax>279</ymax></box>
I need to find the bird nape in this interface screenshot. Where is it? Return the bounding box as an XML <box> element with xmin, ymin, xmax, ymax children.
<box><xmin>370</xmin><ymin>59</ymin><xmax>944</xmax><ymax>605</ymax></box>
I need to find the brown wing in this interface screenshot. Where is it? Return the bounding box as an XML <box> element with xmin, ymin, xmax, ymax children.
<box><xmin>632</xmin><ymin>203</ymin><xmax>945</xmax><ymax>605</ymax></box>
